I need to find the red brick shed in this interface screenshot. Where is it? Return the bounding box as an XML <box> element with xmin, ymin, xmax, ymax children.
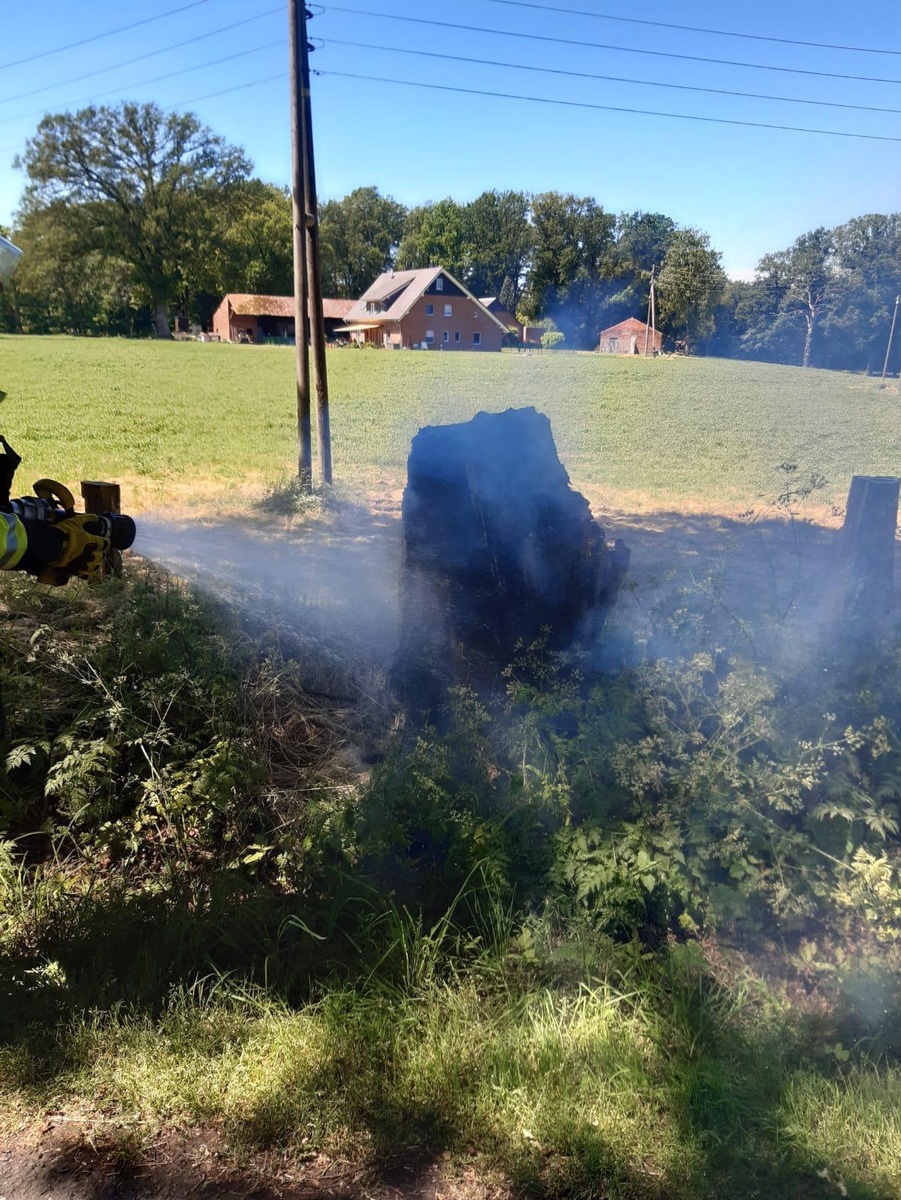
<box><xmin>211</xmin><ymin>294</ymin><xmax>355</xmax><ymax>342</ymax></box>
<box><xmin>598</xmin><ymin>317</ymin><xmax>662</xmax><ymax>356</ymax></box>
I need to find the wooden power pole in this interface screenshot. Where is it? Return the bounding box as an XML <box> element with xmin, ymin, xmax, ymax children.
<box><xmin>298</xmin><ymin>7</ymin><xmax>332</xmax><ymax>484</ymax></box>
<box><xmin>289</xmin><ymin>0</ymin><xmax>312</xmax><ymax>488</ymax></box>
<box><xmin>644</xmin><ymin>265</ymin><xmax>655</xmax><ymax>355</ymax></box>
<box><xmin>880</xmin><ymin>294</ymin><xmax>899</xmax><ymax>385</ymax></box>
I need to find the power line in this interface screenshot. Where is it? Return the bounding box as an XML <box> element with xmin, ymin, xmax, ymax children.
<box><xmin>0</xmin><ymin>72</ymin><xmax>289</xmax><ymax>150</ymax></box>
<box><xmin>325</xmin><ymin>37</ymin><xmax>901</xmax><ymax>116</ymax></box>
<box><xmin>0</xmin><ymin>0</ymin><xmax>212</xmax><ymax>72</ymax></box>
<box><xmin>322</xmin><ymin>6</ymin><xmax>901</xmax><ymax>86</ymax></box>
<box><xmin>169</xmin><ymin>72</ymin><xmax>286</xmax><ymax>109</ymax></box>
<box><xmin>313</xmin><ymin>68</ymin><xmax>901</xmax><ymax>142</ymax></box>
<box><xmin>0</xmin><ymin>8</ymin><xmax>282</xmax><ymax>108</ymax></box>
<box><xmin>481</xmin><ymin>0</ymin><xmax>901</xmax><ymax>58</ymax></box>
<box><xmin>0</xmin><ymin>42</ymin><xmax>283</xmax><ymax>130</ymax></box>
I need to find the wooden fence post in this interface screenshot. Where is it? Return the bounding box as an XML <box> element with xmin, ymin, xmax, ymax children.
<box><xmin>836</xmin><ymin>475</ymin><xmax>900</xmax><ymax>614</ymax></box>
<box><xmin>81</xmin><ymin>480</ymin><xmax>123</xmax><ymax>576</ymax></box>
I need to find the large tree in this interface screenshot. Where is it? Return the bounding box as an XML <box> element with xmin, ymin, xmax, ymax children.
<box><xmin>16</xmin><ymin>102</ymin><xmax>250</xmax><ymax>337</ymax></box>
<box><xmin>825</xmin><ymin>214</ymin><xmax>901</xmax><ymax>372</ymax></box>
<box><xmin>598</xmin><ymin>210</ymin><xmax>678</xmax><ymax>331</ymax></box>
<box><xmin>522</xmin><ymin>192</ymin><xmax>616</xmax><ymax>347</ymax></box>
<box><xmin>319</xmin><ymin>186</ymin><xmax>407</xmax><ymax>297</ymax></box>
<box><xmin>755</xmin><ymin>228</ymin><xmax>835</xmax><ymax>368</ymax></box>
<box><xmin>463</xmin><ymin>189</ymin><xmax>533</xmax><ymax>306</ymax></box>
<box><xmin>216</xmin><ymin>181</ymin><xmax>293</xmax><ymax>298</ymax></box>
<box><xmin>396</xmin><ymin>198</ymin><xmax>470</xmax><ymax>279</ymax></box>
<box><xmin>657</xmin><ymin>228</ymin><xmax>726</xmax><ymax>353</ymax></box>
<box><xmin>7</xmin><ymin>203</ymin><xmax>139</xmax><ymax>335</ymax></box>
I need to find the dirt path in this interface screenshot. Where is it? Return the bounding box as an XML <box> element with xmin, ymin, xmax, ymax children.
<box><xmin>0</xmin><ymin>1127</ymin><xmax>500</xmax><ymax>1200</ymax></box>
<box><xmin>135</xmin><ymin>498</ymin><xmax>881</xmax><ymax>664</ymax></box>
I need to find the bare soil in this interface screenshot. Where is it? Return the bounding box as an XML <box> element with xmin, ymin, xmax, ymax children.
<box><xmin>0</xmin><ymin>1125</ymin><xmax>503</xmax><ymax>1200</ymax></box>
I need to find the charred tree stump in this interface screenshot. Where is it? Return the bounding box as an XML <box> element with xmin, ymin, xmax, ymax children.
<box><xmin>392</xmin><ymin>407</ymin><xmax>629</xmax><ymax>708</ymax></box>
<box><xmin>836</xmin><ymin>475</ymin><xmax>900</xmax><ymax>615</ymax></box>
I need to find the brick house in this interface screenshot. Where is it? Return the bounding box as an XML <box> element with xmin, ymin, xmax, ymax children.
<box><xmin>340</xmin><ymin>267</ymin><xmax>508</xmax><ymax>350</ymax></box>
<box><xmin>598</xmin><ymin>317</ymin><xmax>663</xmax><ymax>356</ymax></box>
<box><xmin>480</xmin><ymin>297</ymin><xmax>522</xmax><ymax>340</ymax></box>
<box><xmin>211</xmin><ymin>294</ymin><xmax>355</xmax><ymax>342</ymax></box>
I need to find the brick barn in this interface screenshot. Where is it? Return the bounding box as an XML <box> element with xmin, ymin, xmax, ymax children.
<box><xmin>211</xmin><ymin>294</ymin><xmax>355</xmax><ymax>343</ymax></box>
<box><xmin>338</xmin><ymin>267</ymin><xmax>508</xmax><ymax>350</ymax></box>
<box><xmin>598</xmin><ymin>317</ymin><xmax>663</xmax><ymax>356</ymax></box>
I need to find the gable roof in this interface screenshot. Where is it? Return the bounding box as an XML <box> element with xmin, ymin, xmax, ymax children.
<box><xmin>600</xmin><ymin>317</ymin><xmax>659</xmax><ymax>337</ymax></box>
<box><xmin>346</xmin><ymin>268</ymin><xmax>510</xmax><ymax>332</ymax></box>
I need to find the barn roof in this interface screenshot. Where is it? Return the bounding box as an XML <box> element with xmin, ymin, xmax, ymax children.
<box><xmin>221</xmin><ymin>294</ymin><xmax>355</xmax><ymax>319</ymax></box>
<box><xmin>599</xmin><ymin>316</ymin><xmax>658</xmax><ymax>337</ymax></box>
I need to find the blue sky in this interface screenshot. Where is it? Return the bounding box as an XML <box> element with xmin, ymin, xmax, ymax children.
<box><xmin>1</xmin><ymin>0</ymin><xmax>899</xmax><ymax>276</ymax></box>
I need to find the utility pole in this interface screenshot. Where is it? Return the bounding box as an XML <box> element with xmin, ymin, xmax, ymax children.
<box><xmin>880</xmin><ymin>294</ymin><xmax>899</xmax><ymax>385</ymax></box>
<box><xmin>298</xmin><ymin>6</ymin><xmax>332</xmax><ymax>483</ymax></box>
<box><xmin>644</xmin><ymin>264</ymin><xmax>655</xmax><ymax>355</ymax></box>
<box><xmin>289</xmin><ymin>0</ymin><xmax>312</xmax><ymax>488</ymax></box>
<box><xmin>650</xmin><ymin>266</ymin><xmax>657</xmax><ymax>351</ymax></box>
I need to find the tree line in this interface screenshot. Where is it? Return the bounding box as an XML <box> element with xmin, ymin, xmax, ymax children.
<box><xmin>1</xmin><ymin>101</ymin><xmax>899</xmax><ymax>372</ymax></box>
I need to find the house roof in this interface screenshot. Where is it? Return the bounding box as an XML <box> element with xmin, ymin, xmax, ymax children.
<box><xmin>345</xmin><ymin>268</ymin><xmax>510</xmax><ymax>332</ymax></box>
<box><xmin>221</xmin><ymin>294</ymin><xmax>355</xmax><ymax>319</ymax></box>
<box><xmin>599</xmin><ymin>317</ymin><xmax>659</xmax><ymax>338</ymax></box>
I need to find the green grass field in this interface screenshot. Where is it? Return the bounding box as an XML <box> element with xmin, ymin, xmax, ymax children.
<box><xmin>1</xmin><ymin>336</ymin><xmax>897</xmax><ymax>514</ymax></box>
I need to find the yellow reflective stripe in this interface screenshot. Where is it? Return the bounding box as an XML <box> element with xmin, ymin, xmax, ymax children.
<box><xmin>0</xmin><ymin>512</ymin><xmax>27</xmax><ymax>570</ymax></box>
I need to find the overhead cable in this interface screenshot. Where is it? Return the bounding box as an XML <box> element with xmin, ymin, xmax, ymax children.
<box><xmin>482</xmin><ymin>0</ymin><xmax>901</xmax><ymax>58</ymax></box>
<box><xmin>0</xmin><ymin>8</ymin><xmax>282</xmax><ymax>107</ymax></box>
<box><xmin>321</xmin><ymin>6</ymin><xmax>901</xmax><ymax>86</ymax></box>
<box><xmin>0</xmin><ymin>42</ymin><xmax>283</xmax><ymax>129</ymax></box>
<box><xmin>0</xmin><ymin>0</ymin><xmax>212</xmax><ymax>71</ymax></box>
<box><xmin>312</xmin><ymin>68</ymin><xmax>901</xmax><ymax>142</ymax></box>
<box><xmin>326</xmin><ymin>38</ymin><xmax>901</xmax><ymax>115</ymax></box>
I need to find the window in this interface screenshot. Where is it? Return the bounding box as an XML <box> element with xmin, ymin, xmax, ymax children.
<box><xmin>442</xmin><ymin>331</ymin><xmax>449</xmax><ymax>342</ymax></box>
<box><xmin>425</xmin><ymin>303</ymin><xmax>434</xmax><ymax>315</ymax></box>
<box><xmin>454</xmin><ymin>331</ymin><xmax>460</xmax><ymax>342</ymax></box>
<box><xmin>435</xmin><ymin>276</ymin><xmax>444</xmax><ymax>291</ymax></box>
<box><xmin>444</xmin><ymin>303</ymin><xmax>453</xmax><ymax>317</ymax></box>
<box><xmin>425</xmin><ymin>330</ymin><xmax>434</xmax><ymax>344</ymax></box>
<box><xmin>473</xmin><ymin>332</ymin><xmax>481</xmax><ymax>346</ymax></box>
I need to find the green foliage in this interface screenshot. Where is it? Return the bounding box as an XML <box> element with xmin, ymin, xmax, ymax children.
<box><xmin>0</xmin><ymin>568</ymin><xmax>316</xmax><ymax>900</ymax></box>
<box><xmin>657</xmin><ymin>227</ymin><xmax>727</xmax><ymax>352</ymax></box>
<box><xmin>522</xmin><ymin>191</ymin><xmax>617</xmax><ymax>348</ymax></box>
<box><xmin>540</xmin><ymin>330</ymin><xmax>565</xmax><ymax>350</ymax></box>
<box><xmin>1</xmin><ymin>550</ymin><xmax>900</xmax><ymax>1196</ymax></box>
<box><xmin>319</xmin><ymin>185</ymin><xmax>407</xmax><ymax>299</ymax></box>
<box><xmin>15</xmin><ymin>101</ymin><xmax>251</xmax><ymax>336</ymax></box>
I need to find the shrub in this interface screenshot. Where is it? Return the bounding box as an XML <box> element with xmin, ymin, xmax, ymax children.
<box><xmin>541</xmin><ymin>330</ymin><xmax>565</xmax><ymax>351</ymax></box>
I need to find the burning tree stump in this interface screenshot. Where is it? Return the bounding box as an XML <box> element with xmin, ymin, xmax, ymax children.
<box><xmin>393</xmin><ymin>407</ymin><xmax>629</xmax><ymax>707</ymax></box>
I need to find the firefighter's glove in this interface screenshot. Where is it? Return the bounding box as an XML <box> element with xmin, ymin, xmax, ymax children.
<box><xmin>46</xmin><ymin>515</ymin><xmax>109</xmax><ymax>582</ymax></box>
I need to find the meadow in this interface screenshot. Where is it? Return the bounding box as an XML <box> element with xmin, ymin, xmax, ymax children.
<box><xmin>1</xmin><ymin>335</ymin><xmax>898</xmax><ymax>515</ymax></box>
